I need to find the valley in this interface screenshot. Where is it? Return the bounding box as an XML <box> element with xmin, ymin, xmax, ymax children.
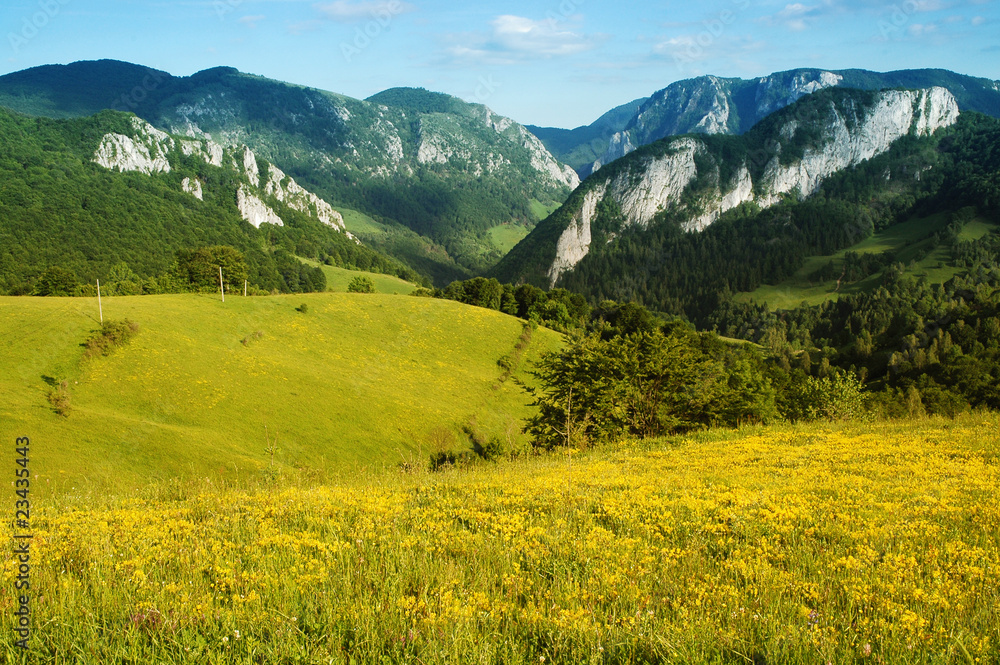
<box><xmin>1</xmin><ymin>51</ymin><xmax>999</xmax><ymax>663</ymax></box>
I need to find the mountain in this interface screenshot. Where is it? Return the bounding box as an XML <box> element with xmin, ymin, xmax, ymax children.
<box><xmin>0</xmin><ymin>61</ymin><xmax>580</xmax><ymax>283</ymax></box>
<box><xmin>552</xmin><ymin>68</ymin><xmax>1000</xmax><ymax>176</ymax></box>
<box><xmin>491</xmin><ymin>87</ymin><xmax>963</xmax><ymax>296</ymax></box>
<box><xmin>526</xmin><ymin>97</ymin><xmax>649</xmax><ymax>177</ymax></box>
<box><xmin>0</xmin><ymin>106</ymin><xmax>417</xmax><ymax>295</ymax></box>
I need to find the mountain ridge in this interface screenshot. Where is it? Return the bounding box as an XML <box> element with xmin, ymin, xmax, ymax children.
<box><xmin>568</xmin><ymin>68</ymin><xmax>1000</xmax><ymax>177</ymax></box>
<box><xmin>0</xmin><ymin>60</ymin><xmax>579</xmax><ymax>282</ymax></box>
<box><xmin>492</xmin><ymin>86</ymin><xmax>961</xmax><ymax>289</ymax></box>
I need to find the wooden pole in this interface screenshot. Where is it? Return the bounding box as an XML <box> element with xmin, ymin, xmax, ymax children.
<box><xmin>97</xmin><ymin>279</ymin><xmax>103</xmax><ymax>323</ymax></box>
<box><xmin>244</xmin><ymin>280</ymin><xmax>247</xmax><ymax>297</ymax></box>
<box><xmin>219</xmin><ymin>266</ymin><xmax>225</xmax><ymax>303</ymax></box>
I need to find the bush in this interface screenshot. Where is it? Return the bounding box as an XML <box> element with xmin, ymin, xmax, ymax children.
<box><xmin>525</xmin><ymin>329</ymin><xmax>719</xmax><ymax>448</ymax></box>
<box><xmin>47</xmin><ymin>380</ymin><xmax>71</xmax><ymax>417</ymax></box>
<box><xmin>783</xmin><ymin>370</ymin><xmax>869</xmax><ymax>422</ymax></box>
<box><xmin>83</xmin><ymin>319</ymin><xmax>140</xmax><ymax>359</ymax></box>
<box><xmin>347</xmin><ymin>276</ymin><xmax>376</xmax><ymax>293</ymax></box>
<box><xmin>34</xmin><ymin>266</ymin><xmax>78</xmax><ymax>296</ymax></box>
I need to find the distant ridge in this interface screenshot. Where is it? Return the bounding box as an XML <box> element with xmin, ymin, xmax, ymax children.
<box><xmin>527</xmin><ymin>68</ymin><xmax>1000</xmax><ymax>178</ymax></box>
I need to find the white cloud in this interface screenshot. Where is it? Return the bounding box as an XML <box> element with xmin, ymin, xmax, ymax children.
<box><xmin>489</xmin><ymin>15</ymin><xmax>592</xmax><ymax>57</ymax></box>
<box><xmin>971</xmin><ymin>15</ymin><xmax>986</xmax><ymax>26</ymax></box>
<box><xmin>758</xmin><ymin>3</ymin><xmax>826</xmax><ymax>31</ymax></box>
<box><xmin>314</xmin><ymin>0</ymin><xmax>415</xmax><ymax>23</ymax></box>
<box><xmin>442</xmin><ymin>14</ymin><xmax>603</xmax><ymax>65</ymax></box>
<box><xmin>908</xmin><ymin>22</ymin><xmax>939</xmax><ymax>35</ymax></box>
<box><xmin>239</xmin><ymin>15</ymin><xmax>266</xmax><ymax>28</ymax></box>
<box><xmin>778</xmin><ymin>3</ymin><xmax>812</xmax><ymax>17</ymax></box>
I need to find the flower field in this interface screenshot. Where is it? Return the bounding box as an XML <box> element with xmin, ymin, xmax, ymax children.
<box><xmin>2</xmin><ymin>416</ymin><xmax>998</xmax><ymax>663</ymax></box>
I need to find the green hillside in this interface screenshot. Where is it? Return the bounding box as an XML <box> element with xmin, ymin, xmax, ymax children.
<box><xmin>0</xmin><ymin>105</ymin><xmax>420</xmax><ymax>295</ymax></box>
<box><xmin>0</xmin><ymin>293</ymin><xmax>562</xmax><ymax>493</ymax></box>
<box><xmin>298</xmin><ymin>258</ymin><xmax>420</xmax><ymax>294</ymax></box>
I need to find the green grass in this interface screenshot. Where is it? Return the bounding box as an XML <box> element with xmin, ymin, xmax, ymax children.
<box><xmin>0</xmin><ymin>293</ymin><xmax>562</xmax><ymax>494</ymax></box>
<box><xmin>957</xmin><ymin>218</ymin><xmax>996</xmax><ymax>242</ymax></box>
<box><xmin>529</xmin><ymin>198</ymin><xmax>560</xmax><ymax>221</ymax></box>
<box><xmin>339</xmin><ymin>207</ymin><xmax>389</xmax><ymax>236</ymax></box>
<box><xmin>487</xmin><ymin>223</ymin><xmax>532</xmax><ymax>253</ymax></box>
<box><xmin>298</xmin><ymin>257</ymin><xmax>420</xmax><ymax>295</ymax></box>
<box><xmin>739</xmin><ymin>214</ymin><xmax>997</xmax><ymax>310</ymax></box>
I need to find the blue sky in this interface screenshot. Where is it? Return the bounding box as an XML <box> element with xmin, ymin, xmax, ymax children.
<box><xmin>2</xmin><ymin>0</ymin><xmax>998</xmax><ymax>128</ymax></box>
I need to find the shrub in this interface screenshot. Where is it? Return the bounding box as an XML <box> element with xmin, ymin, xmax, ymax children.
<box><xmin>46</xmin><ymin>380</ymin><xmax>71</xmax><ymax>417</ymax></box>
<box><xmin>34</xmin><ymin>266</ymin><xmax>78</xmax><ymax>296</ymax></box>
<box><xmin>240</xmin><ymin>330</ymin><xmax>264</xmax><ymax>346</ymax></box>
<box><xmin>783</xmin><ymin>370</ymin><xmax>869</xmax><ymax>422</ymax></box>
<box><xmin>83</xmin><ymin>319</ymin><xmax>140</xmax><ymax>359</ymax></box>
<box><xmin>525</xmin><ymin>329</ymin><xmax>718</xmax><ymax>448</ymax></box>
<box><xmin>347</xmin><ymin>276</ymin><xmax>376</xmax><ymax>293</ymax></box>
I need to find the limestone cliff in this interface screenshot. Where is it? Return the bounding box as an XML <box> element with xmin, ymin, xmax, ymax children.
<box><xmin>539</xmin><ymin>87</ymin><xmax>958</xmax><ymax>286</ymax></box>
<box><xmin>94</xmin><ymin>117</ymin><xmax>173</xmax><ymax>174</ymax></box>
<box><xmin>92</xmin><ymin>117</ymin><xmax>355</xmax><ymax>239</ymax></box>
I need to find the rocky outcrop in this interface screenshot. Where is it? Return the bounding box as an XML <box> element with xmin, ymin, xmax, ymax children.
<box><xmin>591</xmin><ymin>76</ymin><xmax>738</xmax><ymax>173</ymax></box>
<box><xmin>517</xmin><ymin>124</ymin><xmax>580</xmax><ymax>190</ymax></box>
<box><xmin>688</xmin><ymin>165</ymin><xmax>754</xmax><ymax>232</ymax></box>
<box><xmin>242</xmin><ymin>146</ymin><xmax>260</xmax><ymax>186</ymax></box>
<box><xmin>755</xmin><ymin>71</ymin><xmax>843</xmax><ymax>118</ymax></box>
<box><xmin>179</xmin><ymin>137</ymin><xmax>224</xmax><ymax>167</ymax></box>
<box><xmin>547</xmin><ymin>87</ymin><xmax>959</xmax><ymax>284</ymax></box>
<box><xmin>181</xmin><ymin>177</ymin><xmax>203</xmax><ymax>200</ymax></box>
<box><xmin>591</xmin><ymin>131</ymin><xmax>635</xmax><ymax>173</ymax></box>
<box><xmin>92</xmin><ymin>120</ymin><xmax>357</xmax><ymax>239</ymax></box>
<box><xmin>236</xmin><ymin>185</ymin><xmax>283</xmax><ymax>228</ymax></box>
<box><xmin>756</xmin><ymin>87</ymin><xmax>959</xmax><ymax>207</ymax></box>
<box><xmin>93</xmin><ymin>117</ymin><xmax>173</xmax><ymax>174</ymax></box>
<box><xmin>547</xmin><ymin>186</ymin><xmax>606</xmax><ymax>286</ymax></box>
<box><xmin>264</xmin><ymin>163</ymin><xmax>350</xmax><ymax>235</ymax></box>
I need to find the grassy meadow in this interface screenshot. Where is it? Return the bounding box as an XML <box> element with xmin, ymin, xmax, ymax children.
<box><xmin>488</xmin><ymin>223</ymin><xmax>533</xmax><ymax>254</ymax></box>
<box><xmin>296</xmin><ymin>258</ymin><xmax>420</xmax><ymax>295</ymax></box>
<box><xmin>0</xmin><ymin>292</ymin><xmax>561</xmax><ymax>493</ymax></box>
<box><xmin>1</xmin><ymin>416</ymin><xmax>997</xmax><ymax>663</ymax></box>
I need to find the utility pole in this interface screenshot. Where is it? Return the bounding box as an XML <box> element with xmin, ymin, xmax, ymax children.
<box><xmin>219</xmin><ymin>266</ymin><xmax>225</xmax><ymax>303</ymax></box>
<box><xmin>97</xmin><ymin>279</ymin><xmax>103</xmax><ymax>323</ymax></box>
